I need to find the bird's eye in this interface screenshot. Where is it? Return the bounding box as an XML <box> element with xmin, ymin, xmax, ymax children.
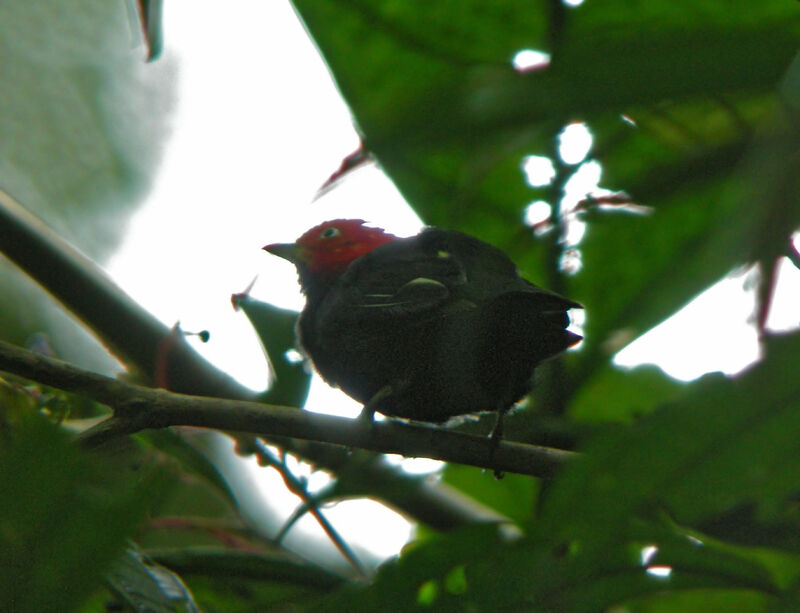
<box><xmin>320</xmin><ymin>227</ymin><xmax>340</xmax><ymax>239</ymax></box>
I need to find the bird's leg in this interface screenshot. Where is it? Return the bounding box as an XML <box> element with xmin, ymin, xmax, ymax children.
<box><xmin>490</xmin><ymin>403</ymin><xmax>511</xmax><ymax>479</ymax></box>
<box><xmin>490</xmin><ymin>404</ymin><xmax>509</xmax><ymax>445</ymax></box>
<box><xmin>358</xmin><ymin>385</ymin><xmax>393</xmax><ymax>423</ymax></box>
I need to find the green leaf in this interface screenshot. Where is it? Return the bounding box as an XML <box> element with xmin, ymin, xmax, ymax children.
<box><xmin>0</xmin><ymin>414</ymin><xmax>163</xmax><ymax>613</ymax></box>
<box><xmin>233</xmin><ymin>295</ymin><xmax>311</xmax><ymax>408</ymax></box>
<box><xmin>294</xmin><ymin>0</ymin><xmax>554</xmax><ymax>246</ymax></box>
<box><xmin>136</xmin><ymin>0</ymin><xmax>165</xmax><ymax>61</ymax></box>
<box><xmin>312</xmin><ymin>519</ymin><xmax>782</xmax><ymax>611</ymax></box>
<box><xmin>441</xmin><ymin>464</ymin><xmax>537</xmax><ymax>525</ymax></box>
<box><xmin>106</xmin><ymin>545</ymin><xmax>201</xmax><ymax>613</ymax></box>
<box><xmin>569</xmin><ymin>365</ymin><xmax>686</xmax><ymax>423</ymax></box>
<box><xmin>312</xmin><ymin>524</ymin><xmax>504</xmax><ymax>612</ymax></box>
<box><xmin>457</xmin><ymin>520</ymin><xmax>780</xmax><ymax>611</ymax></box>
<box><xmin>574</xmin><ymin>109</ymin><xmax>800</xmax><ymax>365</ymax></box>
<box><xmin>292</xmin><ymin>0</ymin><xmax>799</xmax><ymax>230</ymax></box>
<box><xmin>149</xmin><ymin>548</ymin><xmax>343</xmax><ymax>612</ymax></box>
<box><xmin>621</xmin><ymin>589</ymin><xmax>769</xmax><ymax>613</ymax></box>
<box><xmin>138</xmin><ymin>429</ymin><xmax>239</xmax><ymax>511</ymax></box>
<box><xmin>541</xmin><ymin>331</ymin><xmax>800</xmax><ymax>547</ymax></box>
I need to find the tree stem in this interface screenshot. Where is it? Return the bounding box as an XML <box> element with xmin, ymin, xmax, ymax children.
<box><xmin>0</xmin><ymin>340</ymin><xmax>574</xmax><ymax>479</ymax></box>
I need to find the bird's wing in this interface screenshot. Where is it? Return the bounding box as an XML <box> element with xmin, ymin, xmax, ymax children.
<box><xmin>322</xmin><ymin>234</ymin><xmax>472</xmax><ymax>321</ymax></box>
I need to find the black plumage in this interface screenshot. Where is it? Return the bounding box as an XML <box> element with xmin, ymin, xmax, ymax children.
<box><xmin>269</xmin><ymin>223</ymin><xmax>581</xmax><ymax>426</ymax></box>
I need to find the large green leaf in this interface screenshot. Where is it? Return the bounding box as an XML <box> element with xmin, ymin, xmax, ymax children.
<box><xmin>312</xmin><ymin>519</ymin><xmax>782</xmax><ymax>611</ymax></box>
<box><xmin>311</xmin><ymin>524</ymin><xmax>505</xmax><ymax>612</ymax></box>
<box><xmin>0</xmin><ymin>414</ymin><xmax>163</xmax><ymax>613</ymax></box>
<box><xmin>441</xmin><ymin>463</ymin><xmax>538</xmax><ymax>525</ymax></box>
<box><xmin>291</xmin><ymin>0</ymin><xmax>798</xmax><ymax>229</ymax></box>
<box><xmin>540</xmin><ymin>331</ymin><xmax>800</xmax><ymax>546</ymax></box>
<box><xmin>569</xmin><ymin>364</ymin><xmax>686</xmax><ymax>423</ymax></box>
<box><xmin>573</xmin><ymin>104</ymin><xmax>800</xmax><ymax>368</ymax></box>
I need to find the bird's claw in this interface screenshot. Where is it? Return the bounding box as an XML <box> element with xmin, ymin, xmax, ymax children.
<box><xmin>358</xmin><ymin>385</ymin><xmax>393</xmax><ymax>423</ymax></box>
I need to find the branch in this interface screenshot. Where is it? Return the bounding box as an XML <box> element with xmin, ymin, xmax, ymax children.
<box><xmin>0</xmin><ymin>340</ymin><xmax>574</xmax><ymax>479</ymax></box>
<box><xmin>0</xmin><ymin>190</ymin><xmax>506</xmax><ymax>530</ymax></box>
<box><xmin>787</xmin><ymin>237</ymin><xmax>800</xmax><ymax>271</ymax></box>
<box><xmin>0</xmin><ymin>188</ymin><xmax>247</xmax><ymax>398</ymax></box>
<box><xmin>255</xmin><ymin>442</ymin><xmax>368</xmax><ymax>579</ymax></box>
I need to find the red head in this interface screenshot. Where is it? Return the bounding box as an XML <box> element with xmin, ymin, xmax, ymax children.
<box><xmin>264</xmin><ymin>219</ymin><xmax>398</xmax><ymax>281</ymax></box>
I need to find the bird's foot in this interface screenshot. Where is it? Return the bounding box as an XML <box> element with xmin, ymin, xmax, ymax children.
<box><xmin>358</xmin><ymin>385</ymin><xmax>393</xmax><ymax>424</ymax></box>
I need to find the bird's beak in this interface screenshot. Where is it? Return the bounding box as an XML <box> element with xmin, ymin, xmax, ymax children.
<box><xmin>263</xmin><ymin>242</ymin><xmax>307</xmax><ymax>264</ymax></box>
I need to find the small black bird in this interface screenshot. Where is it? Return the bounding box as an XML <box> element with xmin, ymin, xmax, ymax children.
<box><xmin>265</xmin><ymin>220</ymin><xmax>581</xmax><ymax>436</ymax></box>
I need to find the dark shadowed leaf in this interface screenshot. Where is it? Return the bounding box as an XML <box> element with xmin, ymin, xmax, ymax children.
<box><xmin>106</xmin><ymin>545</ymin><xmax>200</xmax><ymax>613</ymax></box>
<box><xmin>136</xmin><ymin>0</ymin><xmax>165</xmax><ymax>61</ymax></box>
<box><xmin>233</xmin><ymin>294</ymin><xmax>311</xmax><ymax>408</ymax></box>
<box><xmin>139</xmin><ymin>428</ymin><xmax>239</xmax><ymax>510</ymax></box>
<box><xmin>569</xmin><ymin>364</ymin><xmax>687</xmax><ymax>423</ymax></box>
<box><xmin>0</xmin><ymin>414</ymin><xmax>164</xmax><ymax>613</ymax></box>
<box><xmin>441</xmin><ymin>463</ymin><xmax>537</xmax><ymax>525</ymax></box>
<box><xmin>540</xmin><ymin>331</ymin><xmax>800</xmax><ymax>547</ymax></box>
<box><xmin>147</xmin><ymin>548</ymin><xmax>344</xmax><ymax>612</ymax></box>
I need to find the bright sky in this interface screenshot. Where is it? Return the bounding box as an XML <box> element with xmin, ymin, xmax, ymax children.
<box><xmin>108</xmin><ymin>0</ymin><xmax>799</xmax><ymax>567</ymax></box>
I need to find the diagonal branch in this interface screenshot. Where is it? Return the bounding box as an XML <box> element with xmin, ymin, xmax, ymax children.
<box><xmin>0</xmin><ymin>340</ymin><xmax>575</xmax><ymax>479</ymax></box>
<box><xmin>0</xmin><ymin>189</ymin><xmax>247</xmax><ymax>398</ymax></box>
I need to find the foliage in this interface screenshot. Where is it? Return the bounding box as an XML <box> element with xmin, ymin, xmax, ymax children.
<box><xmin>0</xmin><ymin>1</ymin><xmax>799</xmax><ymax>612</ymax></box>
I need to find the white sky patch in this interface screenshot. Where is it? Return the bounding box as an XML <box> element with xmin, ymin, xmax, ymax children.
<box><xmin>646</xmin><ymin>566</ymin><xmax>673</xmax><ymax>579</ymax></box>
<box><xmin>640</xmin><ymin>545</ymin><xmax>658</xmax><ymax>565</ymax></box>
<box><xmin>524</xmin><ymin>200</ymin><xmax>552</xmax><ymax>227</ymax></box>
<box><xmin>386</xmin><ymin>454</ymin><xmax>445</xmax><ymax>475</ymax></box>
<box><xmin>562</xmin><ymin>160</ymin><xmax>603</xmax><ymax>208</ymax></box>
<box><xmin>107</xmin><ymin>0</ymin><xmax>421</xmax><ymax>393</ymax></box>
<box><xmin>615</xmin><ymin>272</ymin><xmax>761</xmax><ymax>381</ymax></box>
<box><xmin>558</xmin><ymin>122</ymin><xmax>593</xmax><ymax>165</ymax></box>
<box><xmin>765</xmin><ymin>254</ymin><xmax>800</xmax><ymax>332</ymax></box>
<box><xmin>312</xmin><ymin>498</ymin><xmax>413</xmax><ymax>559</ymax></box>
<box><xmin>512</xmin><ymin>49</ymin><xmax>550</xmax><ymax>72</ymax></box>
<box><xmin>522</xmin><ymin>155</ymin><xmax>556</xmax><ymax>187</ymax></box>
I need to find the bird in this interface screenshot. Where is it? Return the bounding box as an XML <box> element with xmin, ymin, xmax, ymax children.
<box><xmin>264</xmin><ymin>219</ymin><xmax>581</xmax><ymax>439</ymax></box>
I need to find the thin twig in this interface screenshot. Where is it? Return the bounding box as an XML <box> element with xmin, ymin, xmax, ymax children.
<box><xmin>0</xmin><ymin>340</ymin><xmax>575</xmax><ymax>479</ymax></box>
<box><xmin>755</xmin><ymin>257</ymin><xmax>780</xmax><ymax>341</ymax></box>
<box><xmin>787</xmin><ymin>237</ymin><xmax>800</xmax><ymax>271</ymax></box>
<box><xmin>255</xmin><ymin>441</ymin><xmax>368</xmax><ymax>579</ymax></box>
